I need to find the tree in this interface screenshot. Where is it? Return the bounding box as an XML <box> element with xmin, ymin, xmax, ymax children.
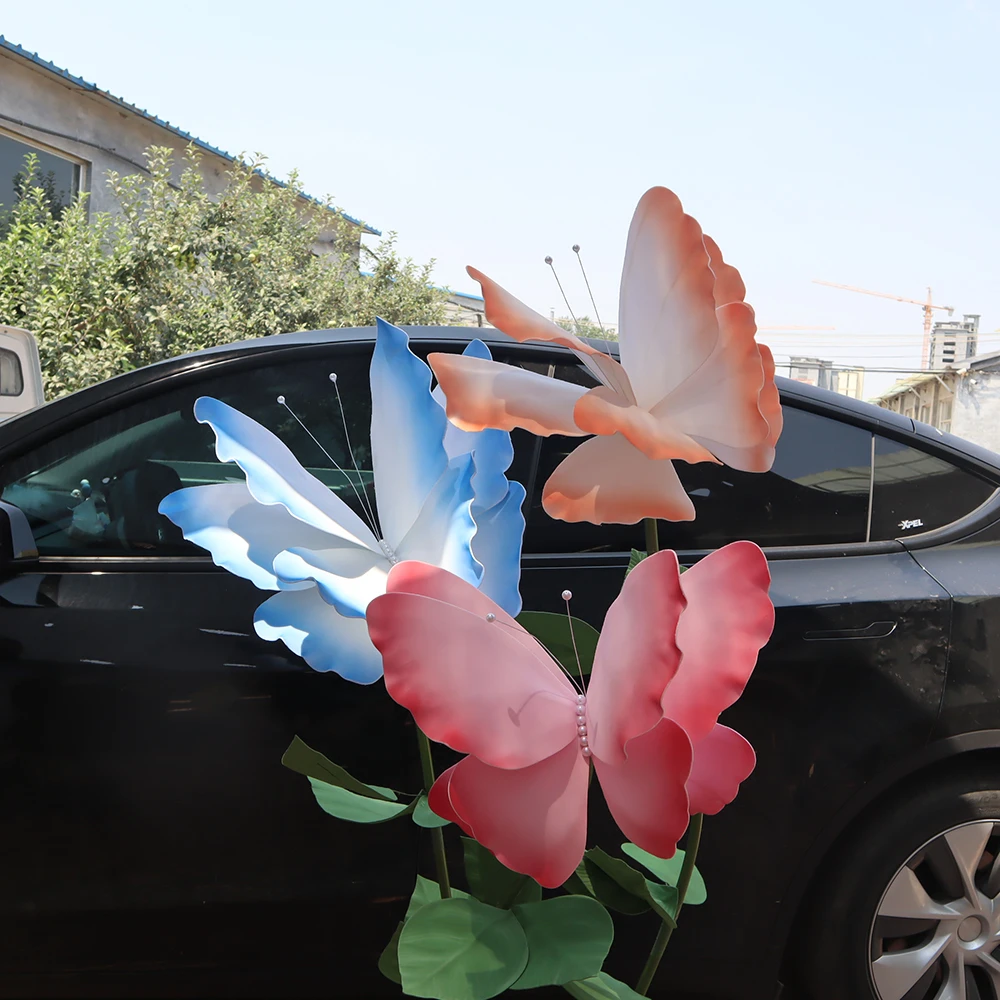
<box><xmin>554</xmin><ymin>315</ymin><xmax>618</xmax><ymax>341</ymax></box>
<box><xmin>0</xmin><ymin>148</ymin><xmax>448</xmax><ymax>397</ymax></box>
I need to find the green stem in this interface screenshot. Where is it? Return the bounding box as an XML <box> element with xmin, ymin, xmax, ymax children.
<box><xmin>416</xmin><ymin>727</ymin><xmax>452</xmax><ymax>899</ymax></box>
<box><xmin>634</xmin><ymin>814</ymin><xmax>704</xmax><ymax>995</ymax></box>
<box><xmin>644</xmin><ymin>517</ymin><xmax>659</xmax><ymax>555</ymax></box>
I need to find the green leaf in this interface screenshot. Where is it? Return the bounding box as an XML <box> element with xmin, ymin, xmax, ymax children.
<box><xmin>626</xmin><ymin>549</ymin><xmax>647</xmax><ymax>576</ymax></box>
<box><xmin>643</xmin><ymin>879</ymin><xmax>680</xmax><ymax>923</ymax></box>
<box><xmin>308</xmin><ymin>777</ymin><xmax>414</xmax><ymax>823</ymax></box>
<box><xmin>378</xmin><ymin>922</ymin><xmax>403</xmax><ymax>984</ymax></box>
<box><xmin>516</xmin><ymin>611</ymin><xmax>600</xmax><ymax>677</ymax></box>
<box><xmin>398</xmin><ymin>897</ymin><xmax>528</xmax><ymax>1000</ymax></box>
<box><xmin>462</xmin><ymin>837</ymin><xmax>542</xmax><ymax>907</ymax></box>
<box><xmin>563</xmin><ymin>858</ymin><xmax>650</xmax><ymax>916</ymax></box>
<box><xmin>282</xmin><ymin>735</ymin><xmax>397</xmax><ymax>801</ymax></box>
<box><xmin>412</xmin><ymin>793</ymin><xmax>452</xmax><ymax>828</ymax></box>
<box><xmin>620</xmin><ymin>843</ymin><xmax>707</xmax><ymax>905</ymax></box>
<box><xmin>562</xmin><ymin>971</ymin><xmax>647</xmax><ymax>999</ymax></box>
<box><xmin>378</xmin><ymin>877</ymin><xmax>473</xmax><ymax>980</ymax></box>
<box><xmin>584</xmin><ymin>848</ymin><xmax>676</xmax><ymax>925</ymax></box>
<box><xmin>407</xmin><ymin>874</ymin><xmax>470</xmax><ymax>921</ymax></box>
<box><xmin>510</xmin><ymin>896</ymin><xmax>613</xmax><ymax>989</ymax></box>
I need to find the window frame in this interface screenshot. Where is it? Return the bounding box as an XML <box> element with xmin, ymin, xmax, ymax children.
<box><xmin>0</xmin><ymin>340</ymin><xmax>380</xmax><ymax>570</ymax></box>
<box><xmin>0</xmin><ymin>125</ymin><xmax>88</xmax><ymax>214</ymax></box>
<box><xmin>4</xmin><ymin>336</ymin><xmax>1000</xmax><ymax>572</ymax></box>
<box><xmin>0</xmin><ymin>347</ymin><xmax>24</xmax><ymax>396</ymax></box>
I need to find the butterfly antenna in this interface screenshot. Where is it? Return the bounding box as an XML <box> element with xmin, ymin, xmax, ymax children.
<box><xmin>276</xmin><ymin>394</ymin><xmax>379</xmax><ymax>537</ymax></box>
<box><xmin>572</xmin><ymin>244</ymin><xmax>614</xmax><ymax>356</ymax></box>
<box><xmin>328</xmin><ymin>372</ymin><xmax>379</xmax><ymax>532</ymax></box>
<box><xmin>545</xmin><ymin>256</ymin><xmax>580</xmax><ymax>335</ymax></box>
<box><xmin>562</xmin><ymin>589</ymin><xmax>586</xmax><ymax>693</ymax></box>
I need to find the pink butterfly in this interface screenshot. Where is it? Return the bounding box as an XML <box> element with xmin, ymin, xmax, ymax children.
<box><xmin>367</xmin><ymin>542</ymin><xmax>774</xmax><ymax>888</ymax></box>
<box><xmin>429</xmin><ymin>186</ymin><xmax>783</xmax><ymax>525</ymax></box>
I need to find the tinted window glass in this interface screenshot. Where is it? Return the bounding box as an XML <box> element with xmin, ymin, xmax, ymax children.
<box><xmin>523</xmin><ymin>366</ymin><xmax>874</xmax><ymax>553</ymax></box>
<box><xmin>870</xmin><ymin>435</ymin><xmax>996</xmax><ymax>540</ymax></box>
<box><xmin>518</xmin><ymin>360</ymin><xmax>644</xmax><ymax>554</ymax></box>
<box><xmin>657</xmin><ymin>408</ymin><xmax>872</xmax><ymax>549</ymax></box>
<box><xmin>1</xmin><ymin>348</ymin><xmax>374</xmax><ymax>555</ymax></box>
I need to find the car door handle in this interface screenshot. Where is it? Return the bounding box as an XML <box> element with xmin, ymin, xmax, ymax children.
<box><xmin>803</xmin><ymin>621</ymin><xmax>897</xmax><ymax>641</ymax></box>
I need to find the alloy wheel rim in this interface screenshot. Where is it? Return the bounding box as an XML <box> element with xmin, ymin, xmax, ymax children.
<box><xmin>870</xmin><ymin>819</ymin><xmax>1000</xmax><ymax>999</ymax></box>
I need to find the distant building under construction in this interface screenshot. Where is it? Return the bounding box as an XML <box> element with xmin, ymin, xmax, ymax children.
<box><xmin>928</xmin><ymin>314</ymin><xmax>980</xmax><ymax>369</ymax></box>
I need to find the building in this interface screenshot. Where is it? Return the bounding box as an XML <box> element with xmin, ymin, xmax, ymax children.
<box><xmin>788</xmin><ymin>355</ymin><xmax>865</xmax><ymax>399</ymax></box>
<box><xmin>832</xmin><ymin>367</ymin><xmax>865</xmax><ymax>400</ymax></box>
<box><xmin>873</xmin><ymin>348</ymin><xmax>1000</xmax><ymax>453</ymax></box>
<box><xmin>443</xmin><ymin>289</ymin><xmax>488</xmax><ymax>328</ymax></box>
<box><xmin>928</xmin><ymin>314</ymin><xmax>979</xmax><ymax>370</ymax></box>
<box><xmin>789</xmin><ymin>356</ymin><xmax>834</xmax><ymax>389</ymax></box>
<box><xmin>0</xmin><ymin>37</ymin><xmax>376</xmax><ymax>256</ymax></box>
<box><xmin>874</xmin><ymin>371</ymin><xmax>955</xmax><ymax>431</ymax></box>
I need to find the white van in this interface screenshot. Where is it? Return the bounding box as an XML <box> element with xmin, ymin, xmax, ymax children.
<box><xmin>0</xmin><ymin>325</ymin><xmax>45</xmax><ymax>421</ymax></box>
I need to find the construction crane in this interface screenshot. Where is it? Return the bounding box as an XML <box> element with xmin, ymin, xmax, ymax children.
<box><xmin>813</xmin><ymin>280</ymin><xmax>954</xmax><ymax>369</ymax></box>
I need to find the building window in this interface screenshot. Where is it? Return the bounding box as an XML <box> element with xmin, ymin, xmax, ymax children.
<box><xmin>938</xmin><ymin>400</ymin><xmax>953</xmax><ymax>432</ymax></box>
<box><xmin>0</xmin><ymin>132</ymin><xmax>82</xmax><ymax>223</ymax></box>
<box><xmin>918</xmin><ymin>404</ymin><xmax>931</xmax><ymax>424</ymax></box>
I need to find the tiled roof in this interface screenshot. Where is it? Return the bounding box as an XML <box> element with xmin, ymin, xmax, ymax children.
<box><xmin>0</xmin><ymin>36</ymin><xmax>379</xmax><ymax>235</ymax></box>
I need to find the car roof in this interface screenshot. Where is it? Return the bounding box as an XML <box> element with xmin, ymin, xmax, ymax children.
<box><xmin>5</xmin><ymin>325</ymin><xmax>998</xmax><ymax>474</ymax></box>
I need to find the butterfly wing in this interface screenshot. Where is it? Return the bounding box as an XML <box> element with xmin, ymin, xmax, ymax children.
<box><xmin>587</xmin><ymin>549</ymin><xmax>693</xmax><ymax>860</ymax></box>
<box><xmin>686</xmin><ymin>724</ymin><xmax>756</xmax><ymax>815</ymax></box>
<box><xmin>593</xmin><ymin>718</ymin><xmax>692</xmax><ymax>860</ymax></box>
<box><xmin>661</xmin><ymin>540</ymin><xmax>774</xmax><ymax>744</ymax></box>
<box><xmin>466</xmin><ymin>266</ymin><xmax>630</xmax><ymax>395</ymax></box>
<box><xmin>430</xmin><ymin>743</ymin><xmax>590</xmax><ymax>888</ymax></box>
<box><xmin>618</xmin><ymin>191</ymin><xmax>779</xmax><ymax>471</ymax></box>
<box><xmin>368</xmin><ymin>562</ymin><xmax>578</xmax><ymax>769</ymax></box>
<box><xmin>586</xmin><ymin>549</ymin><xmax>686</xmax><ymax>765</ymax></box>
<box><xmin>617</xmin><ymin>188</ymin><xmax>721</xmax><ymax>410</ymax></box>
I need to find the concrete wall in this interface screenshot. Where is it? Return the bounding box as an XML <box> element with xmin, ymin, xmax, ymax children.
<box><xmin>953</xmin><ymin>373</ymin><xmax>1000</xmax><ymax>453</ymax></box>
<box><xmin>0</xmin><ymin>49</ymin><xmax>361</xmax><ymax>257</ymax></box>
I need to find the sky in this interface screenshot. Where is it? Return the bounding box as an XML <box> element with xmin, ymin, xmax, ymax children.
<box><xmin>4</xmin><ymin>0</ymin><xmax>998</xmax><ymax>399</ymax></box>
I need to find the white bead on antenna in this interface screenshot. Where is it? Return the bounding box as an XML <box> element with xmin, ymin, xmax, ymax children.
<box><xmin>485</xmin><ymin>613</ymin><xmax>496</xmax><ymax>623</ymax></box>
<box><xmin>562</xmin><ymin>589</ymin><xmax>573</xmax><ymax>602</ymax></box>
<box><xmin>276</xmin><ymin>395</ymin><xmax>286</xmax><ymax>404</ymax></box>
<box><xmin>329</xmin><ymin>373</ymin><xmax>337</xmax><ymax>383</ymax></box>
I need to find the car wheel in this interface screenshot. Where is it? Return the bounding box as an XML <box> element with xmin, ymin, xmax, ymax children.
<box><xmin>793</xmin><ymin>768</ymin><xmax>1000</xmax><ymax>1000</ymax></box>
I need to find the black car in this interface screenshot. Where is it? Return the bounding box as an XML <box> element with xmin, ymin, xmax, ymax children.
<box><xmin>2</xmin><ymin>325</ymin><xmax>1000</xmax><ymax>1000</ymax></box>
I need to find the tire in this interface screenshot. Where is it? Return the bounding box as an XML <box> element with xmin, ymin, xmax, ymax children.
<box><xmin>791</xmin><ymin>767</ymin><xmax>1000</xmax><ymax>1000</ymax></box>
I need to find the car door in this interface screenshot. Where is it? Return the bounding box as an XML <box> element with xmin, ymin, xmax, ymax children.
<box><xmin>510</xmin><ymin>368</ymin><xmax>956</xmax><ymax>999</ymax></box>
<box><xmin>0</xmin><ymin>341</ymin><xmax>420</xmax><ymax>991</ymax></box>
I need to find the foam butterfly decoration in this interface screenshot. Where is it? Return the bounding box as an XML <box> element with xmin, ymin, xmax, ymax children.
<box><xmin>159</xmin><ymin>319</ymin><xmax>525</xmax><ymax>684</ymax></box>
<box><xmin>367</xmin><ymin>541</ymin><xmax>774</xmax><ymax>888</ymax></box>
<box><xmin>429</xmin><ymin>186</ymin><xmax>783</xmax><ymax>525</ymax></box>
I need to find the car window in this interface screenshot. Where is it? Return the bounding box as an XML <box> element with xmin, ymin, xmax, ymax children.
<box><xmin>0</xmin><ymin>347</ymin><xmax>374</xmax><ymax>555</ymax></box>
<box><xmin>0</xmin><ymin>347</ymin><xmax>24</xmax><ymax>396</ymax></box>
<box><xmin>869</xmin><ymin>435</ymin><xmax>997</xmax><ymax>540</ymax></box>
<box><xmin>517</xmin><ymin>360</ymin><xmax>644</xmax><ymax>553</ymax></box>
<box><xmin>523</xmin><ymin>373</ymin><xmax>874</xmax><ymax>552</ymax></box>
<box><xmin>658</xmin><ymin>407</ymin><xmax>873</xmax><ymax>549</ymax></box>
